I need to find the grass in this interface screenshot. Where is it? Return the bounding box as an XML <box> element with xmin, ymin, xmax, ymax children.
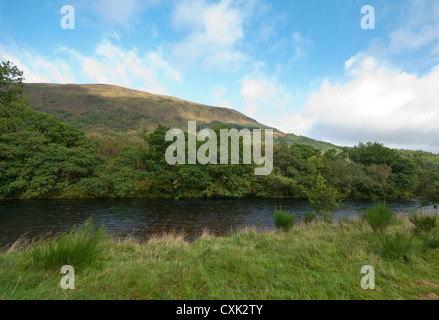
<box><xmin>377</xmin><ymin>232</ymin><xmax>413</xmax><ymax>262</ymax></box>
<box><xmin>273</xmin><ymin>207</ymin><xmax>296</xmax><ymax>231</ymax></box>
<box><xmin>303</xmin><ymin>211</ymin><xmax>318</xmax><ymax>225</ymax></box>
<box><xmin>1</xmin><ymin>216</ymin><xmax>439</xmax><ymax>300</ymax></box>
<box><xmin>29</xmin><ymin>219</ymin><xmax>109</xmax><ymax>270</ymax></box>
<box><xmin>409</xmin><ymin>211</ymin><xmax>437</xmax><ymax>234</ymax></box>
<box><xmin>23</xmin><ymin>83</ymin><xmax>264</xmax><ymax>134</ymax></box>
<box><xmin>418</xmin><ymin>230</ymin><xmax>439</xmax><ymax>249</ymax></box>
<box><xmin>362</xmin><ymin>202</ymin><xmax>396</xmax><ymax>232</ymax></box>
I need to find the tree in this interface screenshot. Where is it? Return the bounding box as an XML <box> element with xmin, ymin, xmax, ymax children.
<box><xmin>308</xmin><ymin>175</ymin><xmax>342</xmax><ymax>223</ymax></box>
<box><xmin>0</xmin><ymin>61</ymin><xmax>30</xmax><ymax>133</ymax></box>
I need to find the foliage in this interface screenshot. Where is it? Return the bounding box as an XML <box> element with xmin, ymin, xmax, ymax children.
<box><xmin>1</xmin><ymin>61</ymin><xmax>439</xmax><ymax>202</ymax></box>
<box><xmin>308</xmin><ymin>175</ymin><xmax>342</xmax><ymax>220</ymax></box>
<box><xmin>0</xmin><ymin>61</ymin><xmax>30</xmax><ymax>133</ymax></box>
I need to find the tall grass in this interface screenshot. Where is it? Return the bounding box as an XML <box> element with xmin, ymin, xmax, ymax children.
<box><xmin>303</xmin><ymin>211</ymin><xmax>318</xmax><ymax>225</ymax></box>
<box><xmin>409</xmin><ymin>211</ymin><xmax>437</xmax><ymax>234</ymax></box>
<box><xmin>362</xmin><ymin>202</ymin><xmax>395</xmax><ymax>232</ymax></box>
<box><xmin>29</xmin><ymin>219</ymin><xmax>109</xmax><ymax>269</ymax></box>
<box><xmin>274</xmin><ymin>207</ymin><xmax>296</xmax><ymax>231</ymax></box>
<box><xmin>378</xmin><ymin>232</ymin><xmax>413</xmax><ymax>261</ymax></box>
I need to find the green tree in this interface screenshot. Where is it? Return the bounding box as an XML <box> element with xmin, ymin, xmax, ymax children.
<box><xmin>308</xmin><ymin>175</ymin><xmax>342</xmax><ymax>223</ymax></box>
<box><xmin>0</xmin><ymin>61</ymin><xmax>30</xmax><ymax>133</ymax></box>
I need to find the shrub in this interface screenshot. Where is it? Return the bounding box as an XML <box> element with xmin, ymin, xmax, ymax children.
<box><xmin>30</xmin><ymin>219</ymin><xmax>109</xmax><ymax>269</ymax></box>
<box><xmin>378</xmin><ymin>232</ymin><xmax>412</xmax><ymax>261</ymax></box>
<box><xmin>409</xmin><ymin>211</ymin><xmax>437</xmax><ymax>234</ymax></box>
<box><xmin>363</xmin><ymin>202</ymin><xmax>395</xmax><ymax>232</ymax></box>
<box><xmin>274</xmin><ymin>207</ymin><xmax>296</xmax><ymax>231</ymax></box>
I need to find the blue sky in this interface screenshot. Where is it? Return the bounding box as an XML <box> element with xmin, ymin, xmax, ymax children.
<box><xmin>1</xmin><ymin>0</ymin><xmax>439</xmax><ymax>152</ymax></box>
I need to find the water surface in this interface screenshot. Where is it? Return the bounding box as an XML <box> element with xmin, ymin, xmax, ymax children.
<box><xmin>0</xmin><ymin>198</ymin><xmax>435</xmax><ymax>246</ymax></box>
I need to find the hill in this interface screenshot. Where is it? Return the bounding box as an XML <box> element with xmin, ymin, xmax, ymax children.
<box><xmin>23</xmin><ymin>83</ymin><xmax>269</xmax><ymax>135</ymax></box>
<box><xmin>23</xmin><ymin>83</ymin><xmax>341</xmax><ymax>151</ymax></box>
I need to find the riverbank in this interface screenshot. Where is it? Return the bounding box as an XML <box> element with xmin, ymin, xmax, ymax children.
<box><xmin>1</xmin><ymin>216</ymin><xmax>438</xmax><ymax>300</ymax></box>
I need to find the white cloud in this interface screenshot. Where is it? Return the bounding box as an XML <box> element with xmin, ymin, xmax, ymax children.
<box><xmin>387</xmin><ymin>0</ymin><xmax>439</xmax><ymax>54</ymax></box>
<box><xmin>210</xmin><ymin>84</ymin><xmax>232</xmax><ymax>108</ymax></box>
<box><xmin>359</xmin><ymin>0</ymin><xmax>439</xmax><ymax>72</ymax></box>
<box><xmin>171</xmin><ymin>0</ymin><xmax>248</xmax><ymax>71</ymax></box>
<box><xmin>271</xmin><ymin>113</ymin><xmax>317</xmax><ymax>136</ymax></box>
<box><xmin>296</xmin><ymin>55</ymin><xmax>439</xmax><ymax>152</ymax></box>
<box><xmin>92</xmin><ymin>0</ymin><xmax>158</xmax><ymax>28</ymax></box>
<box><xmin>240</xmin><ymin>75</ymin><xmax>284</xmax><ymax>117</ymax></box>
<box><xmin>0</xmin><ymin>39</ymin><xmax>182</xmax><ymax>96</ymax></box>
<box><xmin>0</xmin><ymin>43</ymin><xmax>76</xmax><ymax>84</ymax></box>
<box><xmin>63</xmin><ymin>40</ymin><xmax>182</xmax><ymax>95</ymax></box>
<box><xmin>290</xmin><ymin>31</ymin><xmax>313</xmax><ymax>63</ymax></box>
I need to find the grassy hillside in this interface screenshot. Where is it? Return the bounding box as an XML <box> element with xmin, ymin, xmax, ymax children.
<box><xmin>23</xmin><ymin>83</ymin><xmax>267</xmax><ymax>134</ymax></box>
<box><xmin>279</xmin><ymin>133</ymin><xmax>342</xmax><ymax>152</ymax></box>
<box><xmin>23</xmin><ymin>83</ymin><xmax>344</xmax><ymax>151</ymax></box>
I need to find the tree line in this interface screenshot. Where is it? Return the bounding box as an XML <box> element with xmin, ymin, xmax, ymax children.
<box><xmin>1</xmin><ymin>61</ymin><xmax>438</xmax><ymax>205</ymax></box>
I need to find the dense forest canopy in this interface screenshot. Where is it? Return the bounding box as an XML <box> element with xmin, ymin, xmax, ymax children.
<box><xmin>1</xmin><ymin>61</ymin><xmax>438</xmax><ymax>205</ymax></box>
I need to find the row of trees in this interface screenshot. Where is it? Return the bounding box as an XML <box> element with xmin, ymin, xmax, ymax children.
<box><xmin>1</xmin><ymin>61</ymin><xmax>438</xmax><ymax>204</ymax></box>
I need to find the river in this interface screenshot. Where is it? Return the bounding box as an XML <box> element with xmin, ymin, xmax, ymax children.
<box><xmin>0</xmin><ymin>198</ymin><xmax>436</xmax><ymax>246</ymax></box>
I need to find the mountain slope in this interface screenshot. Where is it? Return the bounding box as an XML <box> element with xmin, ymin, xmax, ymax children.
<box><xmin>23</xmin><ymin>83</ymin><xmax>341</xmax><ymax>151</ymax></box>
<box><xmin>23</xmin><ymin>83</ymin><xmax>268</xmax><ymax>134</ymax></box>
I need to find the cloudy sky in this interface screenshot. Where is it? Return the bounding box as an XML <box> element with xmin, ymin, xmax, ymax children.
<box><xmin>1</xmin><ymin>0</ymin><xmax>439</xmax><ymax>152</ymax></box>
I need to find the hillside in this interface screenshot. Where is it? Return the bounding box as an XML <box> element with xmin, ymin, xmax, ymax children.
<box><xmin>23</xmin><ymin>83</ymin><xmax>340</xmax><ymax>150</ymax></box>
<box><xmin>23</xmin><ymin>83</ymin><xmax>268</xmax><ymax>134</ymax></box>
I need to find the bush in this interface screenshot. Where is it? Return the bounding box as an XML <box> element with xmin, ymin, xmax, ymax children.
<box><xmin>363</xmin><ymin>202</ymin><xmax>395</xmax><ymax>232</ymax></box>
<box><xmin>409</xmin><ymin>211</ymin><xmax>437</xmax><ymax>234</ymax></box>
<box><xmin>274</xmin><ymin>207</ymin><xmax>296</xmax><ymax>231</ymax></box>
<box><xmin>378</xmin><ymin>232</ymin><xmax>412</xmax><ymax>261</ymax></box>
<box><xmin>30</xmin><ymin>219</ymin><xmax>109</xmax><ymax>269</ymax></box>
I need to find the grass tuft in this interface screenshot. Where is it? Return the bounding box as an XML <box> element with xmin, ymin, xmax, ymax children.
<box><xmin>362</xmin><ymin>202</ymin><xmax>395</xmax><ymax>232</ymax></box>
<box><xmin>409</xmin><ymin>211</ymin><xmax>437</xmax><ymax>234</ymax></box>
<box><xmin>377</xmin><ymin>232</ymin><xmax>412</xmax><ymax>261</ymax></box>
<box><xmin>29</xmin><ymin>218</ymin><xmax>109</xmax><ymax>270</ymax></box>
<box><xmin>274</xmin><ymin>207</ymin><xmax>296</xmax><ymax>231</ymax></box>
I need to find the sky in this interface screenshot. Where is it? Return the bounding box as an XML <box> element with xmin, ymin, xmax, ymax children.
<box><xmin>1</xmin><ymin>0</ymin><xmax>439</xmax><ymax>152</ymax></box>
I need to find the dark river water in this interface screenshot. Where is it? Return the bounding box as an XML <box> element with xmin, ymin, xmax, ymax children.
<box><xmin>0</xmin><ymin>198</ymin><xmax>436</xmax><ymax>246</ymax></box>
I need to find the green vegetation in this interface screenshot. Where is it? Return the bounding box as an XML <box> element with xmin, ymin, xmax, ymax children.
<box><xmin>303</xmin><ymin>211</ymin><xmax>318</xmax><ymax>225</ymax></box>
<box><xmin>23</xmin><ymin>83</ymin><xmax>262</xmax><ymax>134</ymax></box>
<box><xmin>273</xmin><ymin>207</ymin><xmax>296</xmax><ymax>231</ymax></box>
<box><xmin>1</xmin><ymin>61</ymin><xmax>439</xmax><ymax>206</ymax></box>
<box><xmin>2</xmin><ymin>215</ymin><xmax>439</xmax><ymax>300</ymax></box>
<box><xmin>409</xmin><ymin>210</ymin><xmax>439</xmax><ymax>249</ymax></box>
<box><xmin>377</xmin><ymin>233</ymin><xmax>413</xmax><ymax>262</ymax></box>
<box><xmin>409</xmin><ymin>211</ymin><xmax>437</xmax><ymax>234</ymax></box>
<box><xmin>30</xmin><ymin>219</ymin><xmax>108</xmax><ymax>270</ymax></box>
<box><xmin>362</xmin><ymin>202</ymin><xmax>396</xmax><ymax>232</ymax></box>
